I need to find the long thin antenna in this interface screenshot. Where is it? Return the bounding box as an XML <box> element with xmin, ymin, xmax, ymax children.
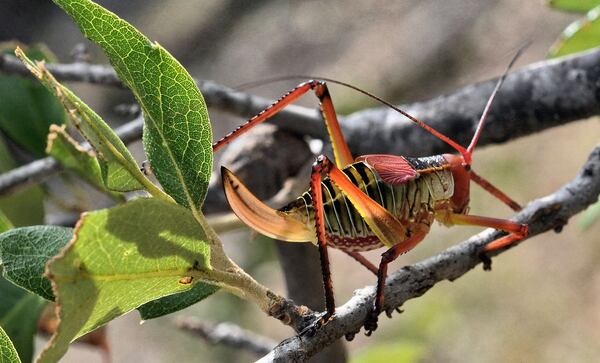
<box><xmin>236</xmin><ymin>75</ymin><xmax>469</xmax><ymax>159</ymax></box>
<box><xmin>466</xmin><ymin>44</ymin><xmax>529</xmax><ymax>156</ymax></box>
<box><xmin>233</xmin><ymin>44</ymin><xmax>528</xmax><ymax>163</ymax></box>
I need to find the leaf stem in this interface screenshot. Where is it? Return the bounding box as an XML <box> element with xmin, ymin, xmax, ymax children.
<box><xmin>71</xmin><ymin>105</ymin><xmax>174</xmax><ymax>203</ymax></box>
<box><xmin>190</xmin><ymin>207</ymin><xmax>283</xmax><ymax>314</ymax></box>
<box><xmin>139</xmin><ymin>177</ymin><xmax>174</xmax><ymax>203</ymax></box>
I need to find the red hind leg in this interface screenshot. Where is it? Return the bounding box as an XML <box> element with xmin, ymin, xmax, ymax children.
<box><xmin>365</xmin><ymin>228</ymin><xmax>428</xmax><ymax>336</ymax></box>
<box><xmin>213</xmin><ymin>80</ymin><xmax>354</xmax><ymax>168</ymax></box>
<box><xmin>310</xmin><ymin>155</ymin><xmax>425</xmax><ymax>334</ymax></box>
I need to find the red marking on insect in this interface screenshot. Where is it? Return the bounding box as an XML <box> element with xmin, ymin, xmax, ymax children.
<box><xmin>327</xmin><ymin>234</ymin><xmax>383</xmax><ymax>251</ymax></box>
<box><xmin>356</xmin><ymin>155</ymin><xmax>418</xmax><ymax>185</ymax></box>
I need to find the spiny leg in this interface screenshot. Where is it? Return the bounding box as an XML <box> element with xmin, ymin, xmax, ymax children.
<box><xmin>343</xmin><ymin>250</ymin><xmax>378</xmax><ymax>275</ymax></box>
<box><xmin>309</xmin><ymin>156</ymin><xmax>336</xmax><ymax>324</ymax></box>
<box><xmin>365</xmin><ymin>228</ymin><xmax>428</xmax><ymax>336</ymax></box>
<box><xmin>311</xmin><ymin>155</ymin><xmax>423</xmax><ymax>335</ymax></box>
<box><xmin>213</xmin><ymin>80</ymin><xmax>354</xmax><ymax>168</ymax></box>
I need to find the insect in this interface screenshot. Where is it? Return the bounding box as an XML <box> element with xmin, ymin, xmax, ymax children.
<box><xmin>212</xmin><ymin>55</ymin><xmax>528</xmax><ymax>335</ymax></box>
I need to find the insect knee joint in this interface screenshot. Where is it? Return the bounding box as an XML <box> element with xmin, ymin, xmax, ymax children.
<box><xmin>313</xmin><ymin>82</ymin><xmax>329</xmax><ymax>99</ymax></box>
<box><xmin>312</xmin><ymin>155</ymin><xmax>333</xmax><ymax>173</ymax></box>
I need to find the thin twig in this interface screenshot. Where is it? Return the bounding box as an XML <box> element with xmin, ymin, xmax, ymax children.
<box><xmin>176</xmin><ymin>316</ymin><xmax>277</xmax><ymax>356</ymax></box>
<box><xmin>0</xmin><ymin>53</ymin><xmax>320</xmax><ymax>129</ymax></box>
<box><xmin>258</xmin><ymin>142</ymin><xmax>600</xmax><ymax>362</ymax></box>
<box><xmin>0</xmin><ymin>116</ymin><xmax>143</xmax><ymax>196</ymax></box>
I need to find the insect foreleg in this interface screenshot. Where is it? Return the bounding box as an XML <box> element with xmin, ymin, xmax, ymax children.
<box><xmin>343</xmin><ymin>250</ymin><xmax>378</xmax><ymax>275</ymax></box>
<box><xmin>469</xmin><ymin>169</ymin><xmax>522</xmax><ymax>211</ymax></box>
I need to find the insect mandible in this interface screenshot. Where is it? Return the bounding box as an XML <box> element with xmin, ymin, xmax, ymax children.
<box><xmin>213</xmin><ymin>53</ymin><xmax>528</xmax><ymax>336</ymax></box>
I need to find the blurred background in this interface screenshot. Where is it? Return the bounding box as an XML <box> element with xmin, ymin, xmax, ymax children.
<box><xmin>1</xmin><ymin>0</ymin><xmax>599</xmax><ymax>362</ymax></box>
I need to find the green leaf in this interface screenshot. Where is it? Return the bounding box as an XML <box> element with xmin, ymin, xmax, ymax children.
<box><xmin>0</xmin><ymin>137</ymin><xmax>44</xmax><ymax>227</ymax></box>
<box><xmin>46</xmin><ymin>124</ymin><xmax>107</xmax><ymax>193</ymax></box>
<box><xmin>37</xmin><ymin>198</ymin><xmax>218</xmax><ymax>363</ymax></box>
<box><xmin>0</xmin><ymin>137</ymin><xmax>13</xmax><ymax>172</ymax></box>
<box><xmin>0</xmin><ymin>226</ymin><xmax>73</xmax><ymax>301</ymax></box>
<box><xmin>0</xmin><ymin>221</ymin><xmax>215</xmax><ymax>322</ymax></box>
<box><xmin>0</xmin><ymin>42</ymin><xmax>65</xmax><ymax>157</ymax></box>
<box><xmin>138</xmin><ymin>282</ymin><xmax>219</xmax><ymax>320</ymax></box>
<box><xmin>350</xmin><ymin>341</ymin><xmax>425</xmax><ymax>363</ymax></box>
<box><xmin>0</xmin><ymin>211</ymin><xmax>12</xmax><ymax>234</ymax></box>
<box><xmin>0</xmin><ymin>278</ymin><xmax>45</xmax><ymax>363</ymax></box>
<box><xmin>53</xmin><ymin>0</ymin><xmax>213</xmax><ymax>210</ymax></box>
<box><xmin>16</xmin><ymin>50</ymin><xmax>148</xmax><ymax>194</ymax></box>
<box><xmin>0</xmin><ymin>190</ymin><xmax>44</xmax><ymax>229</ymax></box>
<box><xmin>549</xmin><ymin>6</ymin><xmax>600</xmax><ymax>57</ymax></box>
<box><xmin>548</xmin><ymin>0</ymin><xmax>600</xmax><ymax>13</ymax></box>
<box><xmin>579</xmin><ymin>197</ymin><xmax>600</xmax><ymax>230</ymax></box>
<box><xmin>0</xmin><ymin>325</ymin><xmax>21</xmax><ymax>363</ymax></box>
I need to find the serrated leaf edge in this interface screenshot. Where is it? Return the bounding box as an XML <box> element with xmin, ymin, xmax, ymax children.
<box><xmin>46</xmin><ymin>124</ymin><xmax>95</xmax><ymax>158</ymax></box>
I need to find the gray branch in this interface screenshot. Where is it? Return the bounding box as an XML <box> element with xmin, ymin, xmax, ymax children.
<box><xmin>257</xmin><ymin>142</ymin><xmax>600</xmax><ymax>362</ymax></box>
<box><xmin>175</xmin><ymin>316</ymin><xmax>277</xmax><ymax>356</ymax></box>
<box><xmin>0</xmin><ymin>52</ymin><xmax>319</xmax><ymax>130</ymax></box>
<box><xmin>341</xmin><ymin>47</ymin><xmax>600</xmax><ymax>157</ymax></box>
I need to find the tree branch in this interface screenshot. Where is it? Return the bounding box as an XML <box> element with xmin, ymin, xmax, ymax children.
<box><xmin>257</xmin><ymin>142</ymin><xmax>600</xmax><ymax>362</ymax></box>
<box><xmin>0</xmin><ymin>52</ymin><xmax>319</xmax><ymax>130</ymax></box>
<box><xmin>175</xmin><ymin>316</ymin><xmax>277</xmax><ymax>356</ymax></box>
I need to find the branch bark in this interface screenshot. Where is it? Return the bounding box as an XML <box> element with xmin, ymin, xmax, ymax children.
<box><xmin>175</xmin><ymin>316</ymin><xmax>277</xmax><ymax>356</ymax></box>
<box><xmin>257</xmin><ymin>142</ymin><xmax>600</xmax><ymax>362</ymax></box>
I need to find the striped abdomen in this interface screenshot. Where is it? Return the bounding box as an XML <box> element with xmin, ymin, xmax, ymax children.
<box><xmin>280</xmin><ymin>155</ymin><xmax>455</xmax><ymax>251</ymax></box>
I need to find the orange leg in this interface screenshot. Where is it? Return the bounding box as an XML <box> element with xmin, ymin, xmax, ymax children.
<box><xmin>213</xmin><ymin>80</ymin><xmax>354</xmax><ymax>168</ymax></box>
<box><xmin>470</xmin><ymin>170</ymin><xmax>522</xmax><ymax>212</ymax></box>
<box><xmin>365</xmin><ymin>228</ymin><xmax>428</xmax><ymax>335</ymax></box>
<box><xmin>310</xmin><ymin>156</ymin><xmax>336</xmax><ymax>321</ymax></box>
<box><xmin>343</xmin><ymin>250</ymin><xmax>378</xmax><ymax>275</ymax></box>
<box><xmin>310</xmin><ymin>155</ymin><xmax>423</xmax><ymax>334</ymax></box>
<box><xmin>447</xmin><ymin>213</ymin><xmax>528</xmax><ymax>252</ymax></box>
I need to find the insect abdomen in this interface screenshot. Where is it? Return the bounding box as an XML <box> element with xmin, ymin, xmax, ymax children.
<box><xmin>281</xmin><ymin>157</ymin><xmax>455</xmax><ymax>251</ymax></box>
